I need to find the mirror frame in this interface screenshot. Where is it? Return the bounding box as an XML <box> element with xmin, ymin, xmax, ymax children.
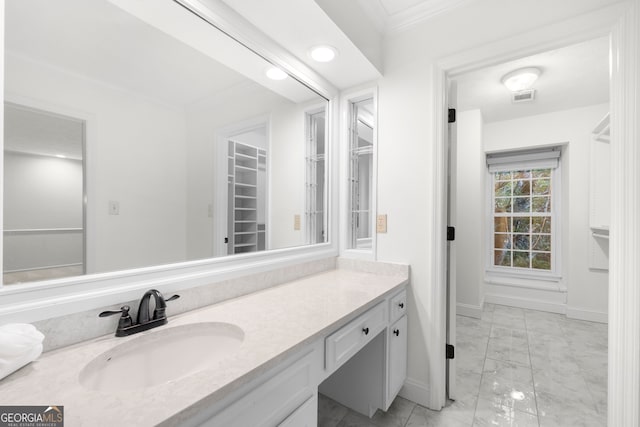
<box><xmin>0</xmin><ymin>0</ymin><xmax>339</xmax><ymax>324</ymax></box>
<box><xmin>339</xmin><ymin>86</ymin><xmax>378</xmax><ymax>260</ymax></box>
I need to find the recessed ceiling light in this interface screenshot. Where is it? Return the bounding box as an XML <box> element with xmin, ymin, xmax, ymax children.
<box><xmin>265</xmin><ymin>67</ymin><xmax>288</xmax><ymax>81</ymax></box>
<box><xmin>309</xmin><ymin>45</ymin><xmax>337</xmax><ymax>63</ymax></box>
<box><xmin>501</xmin><ymin>67</ymin><xmax>541</xmax><ymax>92</ymax></box>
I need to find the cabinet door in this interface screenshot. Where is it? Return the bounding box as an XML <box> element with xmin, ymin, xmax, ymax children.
<box><xmin>388</xmin><ymin>315</ymin><xmax>407</xmax><ymax>404</ymax></box>
<box><xmin>278</xmin><ymin>394</ymin><xmax>317</xmax><ymax>427</ymax></box>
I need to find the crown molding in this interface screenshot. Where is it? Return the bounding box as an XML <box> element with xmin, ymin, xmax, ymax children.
<box><xmin>359</xmin><ymin>0</ymin><xmax>474</xmax><ymax>35</ymax></box>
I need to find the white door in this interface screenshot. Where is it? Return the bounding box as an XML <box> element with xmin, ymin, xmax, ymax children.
<box><xmin>446</xmin><ymin>79</ymin><xmax>457</xmax><ymax>400</ymax></box>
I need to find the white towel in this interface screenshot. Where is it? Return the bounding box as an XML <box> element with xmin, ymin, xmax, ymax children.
<box><xmin>0</xmin><ymin>323</ymin><xmax>44</xmax><ymax>381</ymax></box>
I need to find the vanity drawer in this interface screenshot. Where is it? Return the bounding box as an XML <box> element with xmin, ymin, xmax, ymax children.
<box><xmin>325</xmin><ymin>302</ymin><xmax>387</xmax><ymax>372</ymax></box>
<box><xmin>389</xmin><ymin>289</ymin><xmax>407</xmax><ymax>322</ymax></box>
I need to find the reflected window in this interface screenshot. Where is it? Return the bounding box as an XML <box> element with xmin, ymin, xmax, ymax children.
<box><xmin>306</xmin><ymin>109</ymin><xmax>326</xmax><ymax>244</ymax></box>
<box><xmin>348</xmin><ymin>98</ymin><xmax>374</xmax><ymax>249</ymax></box>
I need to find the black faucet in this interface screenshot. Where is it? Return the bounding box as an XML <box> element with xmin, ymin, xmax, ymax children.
<box><xmin>99</xmin><ymin>289</ymin><xmax>180</xmax><ymax>337</ymax></box>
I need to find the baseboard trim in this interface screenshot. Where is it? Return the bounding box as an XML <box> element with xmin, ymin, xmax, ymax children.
<box><xmin>566</xmin><ymin>306</ymin><xmax>608</xmax><ymax>323</ymax></box>
<box><xmin>484</xmin><ymin>293</ymin><xmax>566</xmax><ymax>314</ymax></box>
<box><xmin>398</xmin><ymin>377</ymin><xmax>431</xmax><ymax>408</ymax></box>
<box><xmin>456</xmin><ymin>302</ymin><xmax>482</xmax><ymax>319</ymax></box>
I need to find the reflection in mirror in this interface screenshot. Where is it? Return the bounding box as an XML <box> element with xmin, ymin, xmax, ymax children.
<box><xmin>3</xmin><ymin>0</ymin><xmax>328</xmax><ymax>285</ymax></box>
<box><xmin>3</xmin><ymin>104</ymin><xmax>85</xmax><ymax>284</ymax></box>
<box><xmin>348</xmin><ymin>97</ymin><xmax>374</xmax><ymax>250</ymax></box>
<box><xmin>306</xmin><ymin>109</ymin><xmax>326</xmax><ymax>244</ymax></box>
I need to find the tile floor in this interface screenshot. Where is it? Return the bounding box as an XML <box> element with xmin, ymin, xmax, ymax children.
<box><xmin>318</xmin><ymin>303</ymin><xmax>608</xmax><ymax>427</ymax></box>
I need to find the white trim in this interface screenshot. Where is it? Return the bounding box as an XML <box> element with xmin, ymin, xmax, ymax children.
<box><xmin>566</xmin><ymin>306</ymin><xmax>608</xmax><ymax>324</ymax></box>
<box><xmin>456</xmin><ymin>303</ymin><xmax>482</xmax><ymax>319</ymax></box>
<box><xmin>429</xmin><ymin>64</ymin><xmax>448</xmax><ymax>410</ymax></box>
<box><xmin>485</xmin><ymin>274</ymin><xmax>565</xmax><ymax>292</ymax></box>
<box><xmin>339</xmin><ymin>85</ymin><xmax>379</xmax><ymax>261</ymax></box>
<box><xmin>0</xmin><ymin>245</ymin><xmax>336</xmax><ymax>324</ymax></box>
<box><xmin>398</xmin><ymin>377</ymin><xmax>430</xmax><ymax>408</ymax></box>
<box><xmin>609</xmin><ymin>2</ymin><xmax>640</xmax><ymax>425</ymax></box>
<box><xmin>484</xmin><ymin>293</ymin><xmax>566</xmax><ymax>314</ymax></box>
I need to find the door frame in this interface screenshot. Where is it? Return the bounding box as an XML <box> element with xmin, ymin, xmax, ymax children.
<box><xmin>428</xmin><ymin>2</ymin><xmax>636</xmax><ymax>414</ymax></box>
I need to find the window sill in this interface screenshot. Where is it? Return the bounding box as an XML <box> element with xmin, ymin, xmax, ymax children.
<box><xmin>485</xmin><ymin>270</ymin><xmax>565</xmax><ymax>292</ymax></box>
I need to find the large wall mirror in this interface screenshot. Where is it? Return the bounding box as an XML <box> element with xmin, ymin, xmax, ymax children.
<box><xmin>2</xmin><ymin>0</ymin><xmax>329</xmax><ymax>286</ymax></box>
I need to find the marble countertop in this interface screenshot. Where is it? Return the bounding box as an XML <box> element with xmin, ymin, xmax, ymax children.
<box><xmin>0</xmin><ymin>268</ymin><xmax>408</xmax><ymax>426</ymax></box>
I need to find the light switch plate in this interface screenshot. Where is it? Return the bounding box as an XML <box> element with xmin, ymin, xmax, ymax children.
<box><xmin>294</xmin><ymin>214</ymin><xmax>301</xmax><ymax>230</ymax></box>
<box><xmin>376</xmin><ymin>214</ymin><xmax>387</xmax><ymax>233</ymax></box>
<box><xmin>109</xmin><ymin>200</ymin><xmax>120</xmax><ymax>215</ymax></box>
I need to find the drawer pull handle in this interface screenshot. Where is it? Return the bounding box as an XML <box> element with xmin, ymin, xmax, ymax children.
<box><xmin>393</xmin><ymin>329</ymin><xmax>400</xmax><ymax>336</ymax></box>
<box><xmin>362</xmin><ymin>327</ymin><xmax>370</xmax><ymax>335</ymax></box>
<box><xmin>398</xmin><ymin>302</ymin><xmax>404</xmax><ymax>309</ymax></box>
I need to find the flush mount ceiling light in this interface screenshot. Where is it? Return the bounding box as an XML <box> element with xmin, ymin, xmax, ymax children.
<box><xmin>501</xmin><ymin>67</ymin><xmax>541</xmax><ymax>92</ymax></box>
<box><xmin>309</xmin><ymin>45</ymin><xmax>337</xmax><ymax>63</ymax></box>
<box><xmin>265</xmin><ymin>66</ymin><xmax>288</xmax><ymax>81</ymax></box>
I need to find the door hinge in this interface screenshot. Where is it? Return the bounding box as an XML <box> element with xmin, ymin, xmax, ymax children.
<box><xmin>446</xmin><ymin>344</ymin><xmax>455</xmax><ymax>359</ymax></box>
<box><xmin>447</xmin><ymin>226</ymin><xmax>455</xmax><ymax>241</ymax></box>
<box><xmin>448</xmin><ymin>108</ymin><xmax>456</xmax><ymax>123</ymax></box>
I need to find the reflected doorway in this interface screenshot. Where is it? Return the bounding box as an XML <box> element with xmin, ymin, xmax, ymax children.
<box><xmin>3</xmin><ymin>103</ymin><xmax>86</xmax><ymax>284</ymax></box>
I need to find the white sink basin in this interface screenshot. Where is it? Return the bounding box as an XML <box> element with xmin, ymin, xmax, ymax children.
<box><xmin>79</xmin><ymin>322</ymin><xmax>244</xmax><ymax>392</ymax></box>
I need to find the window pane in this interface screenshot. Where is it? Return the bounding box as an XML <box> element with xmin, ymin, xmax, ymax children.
<box><xmin>496</xmin><ymin>172</ymin><xmax>511</xmax><ymax>180</ymax></box>
<box><xmin>513</xmin><ymin>251</ymin><xmax>530</xmax><ymax>268</ymax></box>
<box><xmin>513</xmin><ymin>217</ymin><xmax>530</xmax><ymax>233</ymax></box>
<box><xmin>532</xmin><ymin>217</ymin><xmax>551</xmax><ymax>233</ymax></box>
<box><xmin>513</xmin><ymin>170</ymin><xmax>531</xmax><ymax>179</ymax></box>
<box><xmin>532</xmin><ymin>169</ymin><xmax>551</xmax><ymax>178</ymax></box>
<box><xmin>532</xmin><ymin>252</ymin><xmax>551</xmax><ymax>270</ymax></box>
<box><xmin>532</xmin><ymin>235</ymin><xmax>551</xmax><ymax>251</ymax></box>
<box><xmin>514</xmin><ymin>197</ymin><xmax>530</xmax><ymax>212</ymax></box>
<box><xmin>532</xmin><ymin>196</ymin><xmax>551</xmax><ymax>212</ymax></box>
<box><xmin>494</xmin><ymin>250</ymin><xmax>511</xmax><ymax>267</ymax></box>
<box><xmin>514</xmin><ymin>234</ymin><xmax>530</xmax><ymax>250</ymax></box>
<box><xmin>513</xmin><ymin>179</ymin><xmax>531</xmax><ymax>196</ymax></box>
<box><xmin>495</xmin><ymin>198</ymin><xmax>512</xmax><ymax>213</ymax></box>
<box><xmin>494</xmin><ymin>217</ymin><xmax>511</xmax><ymax>233</ymax></box>
<box><xmin>494</xmin><ymin>233</ymin><xmax>511</xmax><ymax>250</ymax></box>
<box><xmin>495</xmin><ymin>181</ymin><xmax>512</xmax><ymax>197</ymax></box>
<box><xmin>533</xmin><ymin>179</ymin><xmax>550</xmax><ymax>195</ymax></box>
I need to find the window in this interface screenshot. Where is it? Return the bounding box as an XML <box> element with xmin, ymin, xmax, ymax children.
<box><xmin>305</xmin><ymin>109</ymin><xmax>326</xmax><ymax>244</ymax></box>
<box><xmin>487</xmin><ymin>147</ymin><xmax>561</xmax><ymax>275</ymax></box>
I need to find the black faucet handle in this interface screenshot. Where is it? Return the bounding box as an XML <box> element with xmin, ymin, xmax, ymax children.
<box><xmin>165</xmin><ymin>294</ymin><xmax>180</xmax><ymax>302</ymax></box>
<box><xmin>99</xmin><ymin>305</ymin><xmax>131</xmax><ymax>317</ymax></box>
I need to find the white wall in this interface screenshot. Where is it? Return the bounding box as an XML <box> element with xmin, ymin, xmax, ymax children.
<box><xmin>455</xmin><ymin>110</ymin><xmax>484</xmax><ymax>317</ymax></box>
<box><xmin>5</xmin><ymin>53</ymin><xmax>188</xmax><ymax>273</ymax></box>
<box><xmin>483</xmin><ymin>104</ymin><xmax>609</xmax><ymax>320</ymax></box>
<box><xmin>4</xmin><ymin>152</ymin><xmax>83</xmax><ymax>270</ymax></box>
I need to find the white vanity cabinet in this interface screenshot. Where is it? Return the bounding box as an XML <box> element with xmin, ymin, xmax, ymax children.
<box><xmin>387</xmin><ymin>314</ymin><xmax>407</xmax><ymax>407</ymax></box>
<box><xmin>187</xmin><ymin>285</ymin><xmax>408</xmax><ymax>427</ymax></box>
<box><xmin>385</xmin><ymin>289</ymin><xmax>407</xmax><ymax>409</ymax></box>
<box><xmin>194</xmin><ymin>343</ymin><xmax>323</xmax><ymax>427</ymax></box>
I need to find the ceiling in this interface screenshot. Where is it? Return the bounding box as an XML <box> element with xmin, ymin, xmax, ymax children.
<box><xmin>5</xmin><ymin>0</ymin><xmax>321</xmax><ymax>108</ymax></box>
<box><xmin>454</xmin><ymin>37</ymin><xmax>610</xmax><ymax>123</ymax></box>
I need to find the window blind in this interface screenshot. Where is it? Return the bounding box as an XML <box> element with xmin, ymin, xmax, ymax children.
<box><xmin>486</xmin><ymin>146</ymin><xmax>562</xmax><ymax>173</ymax></box>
